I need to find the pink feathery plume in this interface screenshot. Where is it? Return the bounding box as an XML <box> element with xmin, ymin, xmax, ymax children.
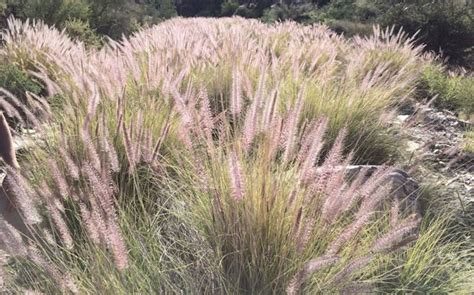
<box><xmin>287</xmin><ymin>255</ymin><xmax>339</xmax><ymax>295</ymax></box>
<box><xmin>0</xmin><ymin>88</ymin><xmax>41</xmax><ymax>129</ymax></box>
<box><xmin>41</xmin><ymin>186</ymin><xmax>74</xmax><ymax>249</ymax></box>
<box><xmin>199</xmin><ymin>86</ymin><xmax>214</xmax><ymax>137</ymax></box>
<box><xmin>78</xmin><ymin>202</ymin><xmax>100</xmax><ymax>244</ymax></box>
<box><xmin>299</xmin><ymin>118</ymin><xmax>328</xmax><ymax>181</ymax></box>
<box><xmin>27</xmin><ymin>246</ymin><xmax>79</xmax><ymax>294</ymax></box>
<box><xmin>101</xmin><ymin>119</ymin><xmax>119</xmax><ymax>173</ymax></box>
<box><xmin>106</xmin><ymin>220</ymin><xmax>129</xmax><ymax>270</ymax></box>
<box><xmin>230</xmin><ymin>68</ymin><xmax>243</xmax><ymax>116</ymax></box>
<box><xmin>3</xmin><ymin>168</ymin><xmax>42</xmax><ymax>225</ymax></box>
<box><xmin>332</xmin><ymin>255</ymin><xmax>374</xmax><ymax>284</ymax></box>
<box><xmin>390</xmin><ymin>198</ymin><xmax>400</xmax><ymax>228</ymax></box>
<box><xmin>295</xmin><ymin>217</ymin><xmax>315</xmax><ymax>253</ymax></box>
<box><xmin>0</xmin><ymin>96</ymin><xmax>23</xmax><ymax>124</ymax></box>
<box><xmin>80</xmin><ymin>128</ymin><xmax>101</xmax><ymax>172</ymax></box>
<box><xmin>82</xmin><ymin>163</ymin><xmax>115</xmax><ymax>218</ymax></box>
<box><xmin>47</xmin><ymin>159</ymin><xmax>69</xmax><ymax>197</ymax></box>
<box><xmin>242</xmin><ymin>69</ymin><xmax>266</xmax><ymax>151</ymax></box>
<box><xmin>0</xmin><ymin>217</ymin><xmax>27</xmax><ymax>256</ymax></box>
<box><xmin>58</xmin><ymin>146</ymin><xmax>80</xmax><ymax>180</ymax></box>
<box><xmin>371</xmin><ymin>215</ymin><xmax>420</xmax><ymax>253</ymax></box>
<box><xmin>327</xmin><ymin>184</ymin><xmax>391</xmax><ymax>255</ymax></box>
<box><xmin>121</xmin><ymin>120</ymin><xmax>137</xmax><ymax>173</ymax></box>
<box><xmin>282</xmin><ymin>87</ymin><xmax>305</xmax><ymax>164</ymax></box>
<box><xmin>228</xmin><ymin>149</ymin><xmax>245</xmax><ymax>201</ymax></box>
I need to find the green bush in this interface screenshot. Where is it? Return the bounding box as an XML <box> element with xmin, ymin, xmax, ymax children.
<box><xmin>379</xmin><ymin>0</ymin><xmax>474</xmax><ymax>67</ymax></box>
<box><xmin>262</xmin><ymin>3</ymin><xmax>316</xmax><ymax>23</ymax></box>
<box><xmin>319</xmin><ymin>0</ymin><xmax>379</xmax><ymax>21</ymax></box>
<box><xmin>233</xmin><ymin>4</ymin><xmax>259</xmax><ymax>18</ymax></box>
<box><xmin>3</xmin><ymin>0</ymin><xmax>177</xmax><ymax>41</ymax></box>
<box><xmin>152</xmin><ymin>0</ymin><xmax>177</xmax><ymax>18</ymax></box>
<box><xmin>220</xmin><ymin>1</ymin><xmax>239</xmax><ymax>17</ymax></box>
<box><xmin>87</xmin><ymin>0</ymin><xmax>154</xmax><ymax>39</ymax></box>
<box><xmin>463</xmin><ymin>128</ymin><xmax>474</xmax><ymax>153</ymax></box>
<box><xmin>419</xmin><ymin>65</ymin><xmax>474</xmax><ymax>116</ymax></box>
<box><xmin>8</xmin><ymin>0</ymin><xmax>91</xmax><ymax>25</ymax></box>
<box><xmin>301</xmin><ymin>0</ymin><xmax>474</xmax><ymax>67</ymax></box>
<box><xmin>323</xmin><ymin>19</ymin><xmax>373</xmax><ymax>37</ymax></box>
<box><xmin>262</xmin><ymin>4</ymin><xmax>290</xmax><ymax>22</ymax></box>
<box><xmin>0</xmin><ymin>62</ymin><xmax>43</xmax><ymax>100</ymax></box>
<box><xmin>63</xmin><ymin>18</ymin><xmax>102</xmax><ymax>47</ymax></box>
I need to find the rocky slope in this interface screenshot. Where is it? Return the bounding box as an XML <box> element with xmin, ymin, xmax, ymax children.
<box><xmin>396</xmin><ymin>103</ymin><xmax>473</xmax><ymax>223</ymax></box>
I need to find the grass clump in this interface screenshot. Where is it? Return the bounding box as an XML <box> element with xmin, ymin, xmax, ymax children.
<box><xmin>379</xmin><ymin>215</ymin><xmax>473</xmax><ymax>294</ymax></box>
<box><xmin>419</xmin><ymin>64</ymin><xmax>474</xmax><ymax>118</ymax></box>
<box><xmin>169</xmin><ymin>79</ymin><xmax>424</xmax><ymax>293</ymax></box>
<box><xmin>462</xmin><ymin>128</ymin><xmax>474</xmax><ymax>153</ymax></box>
<box><xmin>0</xmin><ymin>17</ymin><xmax>471</xmax><ymax>294</ymax></box>
<box><xmin>3</xmin><ymin>17</ymin><xmax>429</xmax><ymax>163</ymax></box>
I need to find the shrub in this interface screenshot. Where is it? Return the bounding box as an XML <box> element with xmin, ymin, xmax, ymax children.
<box><xmin>262</xmin><ymin>3</ymin><xmax>316</xmax><ymax>23</ymax></box>
<box><xmin>0</xmin><ymin>61</ymin><xmax>47</xmax><ymax>129</ymax></box>
<box><xmin>0</xmin><ymin>62</ymin><xmax>42</xmax><ymax>99</ymax></box>
<box><xmin>3</xmin><ymin>0</ymin><xmax>177</xmax><ymax>41</ymax></box>
<box><xmin>419</xmin><ymin>64</ymin><xmax>474</xmax><ymax>116</ymax></box>
<box><xmin>304</xmin><ymin>0</ymin><xmax>474</xmax><ymax>67</ymax></box>
<box><xmin>323</xmin><ymin>19</ymin><xmax>373</xmax><ymax>37</ymax></box>
<box><xmin>62</xmin><ymin>19</ymin><xmax>102</xmax><ymax>47</ymax></box>
<box><xmin>220</xmin><ymin>1</ymin><xmax>239</xmax><ymax>17</ymax></box>
<box><xmin>152</xmin><ymin>0</ymin><xmax>177</xmax><ymax>19</ymax></box>
<box><xmin>7</xmin><ymin>0</ymin><xmax>91</xmax><ymax>26</ymax></box>
<box><xmin>379</xmin><ymin>0</ymin><xmax>474</xmax><ymax>68</ymax></box>
<box><xmin>1</xmin><ymin>17</ymin><xmax>428</xmax><ymax>163</ymax></box>
<box><xmin>462</xmin><ymin>128</ymin><xmax>474</xmax><ymax>154</ymax></box>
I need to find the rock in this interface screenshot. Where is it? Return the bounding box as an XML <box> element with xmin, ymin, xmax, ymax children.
<box><xmin>345</xmin><ymin>165</ymin><xmax>421</xmax><ymax>216</ymax></box>
<box><xmin>0</xmin><ymin>168</ymin><xmax>5</xmax><ymax>185</ymax></box>
<box><xmin>13</xmin><ymin>135</ymin><xmax>36</xmax><ymax>151</ymax></box>
<box><xmin>0</xmin><ymin>167</ymin><xmax>30</xmax><ymax>245</ymax></box>
<box><xmin>0</xmin><ymin>112</ymin><xmax>20</xmax><ymax>169</ymax></box>
<box><xmin>395</xmin><ymin>114</ymin><xmax>410</xmax><ymax>124</ymax></box>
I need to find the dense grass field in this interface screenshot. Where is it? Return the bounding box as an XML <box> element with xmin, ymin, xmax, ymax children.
<box><xmin>0</xmin><ymin>17</ymin><xmax>472</xmax><ymax>293</ymax></box>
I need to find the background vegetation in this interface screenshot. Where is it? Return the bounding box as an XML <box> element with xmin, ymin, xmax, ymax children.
<box><xmin>2</xmin><ymin>0</ymin><xmax>472</xmax><ymax>118</ymax></box>
<box><xmin>2</xmin><ymin>0</ymin><xmax>472</xmax><ymax>68</ymax></box>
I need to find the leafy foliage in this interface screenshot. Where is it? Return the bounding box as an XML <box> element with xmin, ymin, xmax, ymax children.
<box><xmin>0</xmin><ymin>62</ymin><xmax>43</xmax><ymax>100</ymax></box>
<box><xmin>378</xmin><ymin>0</ymin><xmax>474</xmax><ymax>67</ymax></box>
<box><xmin>419</xmin><ymin>64</ymin><xmax>474</xmax><ymax>116</ymax></box>
<box><xmin>463</xmin><ymin>128</ymin><xmax>474</xmax><ymax>153</ymax></box>
<box><xmin>62</xmin><ymin>19</ymin><xmax>102</xmax><ymax>47</ymax></box>
<box><xmin>1</xmin><ymin>0</ymin><xmax>177</xmax><ymax>40</ymax></box>
<box><xmin>2</xmin><ymin>1</ymin><xmax>472</xmax><ymax>68</ymax></box>
<box><xmin>223</xmin><ymin>1</ymin><xmax>474</xmax><ymax>68</ymax></box>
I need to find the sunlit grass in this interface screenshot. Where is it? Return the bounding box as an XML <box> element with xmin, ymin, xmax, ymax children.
<box><xmin>0</xmin><ymin>17</ymin><xmax>471</xmax><ymax>294</ymax></box>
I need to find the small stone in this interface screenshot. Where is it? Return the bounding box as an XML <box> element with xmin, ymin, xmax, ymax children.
<box><xmin>396</xmin><ymin>115</ymin><xmax>410</xmax><ymax>124</ymax></box>
<box><xmin>0</xmin><ymin>168</ymin><xmax>5</xmax><ymax>186</ymax></box>
<box><xmin>406</xmin><ymin>141</ymin><xmax>421</xmax><ymax>152</ymax></box>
